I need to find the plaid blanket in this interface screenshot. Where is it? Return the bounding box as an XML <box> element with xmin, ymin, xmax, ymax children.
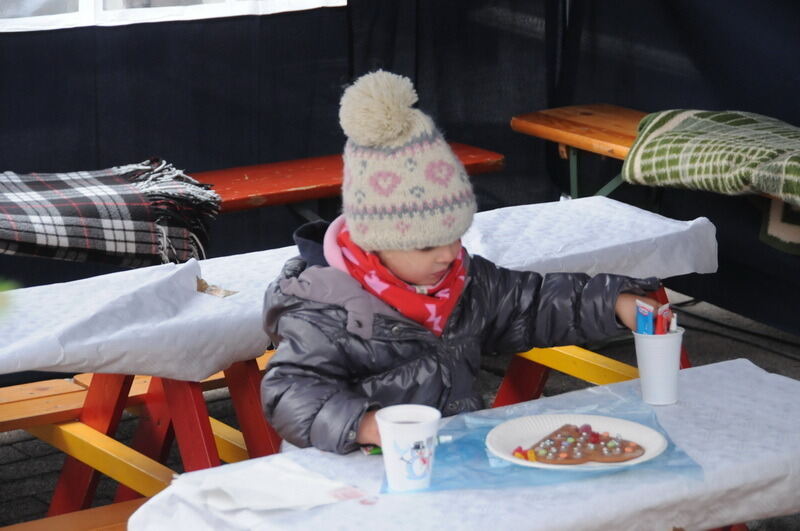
<box><xmin>621</xmin><ymin>110</ymin><xmax>800</xmax><ymax>208</ymax></box>
<box><xmin>0</xmin><ymin>159</ymin><xmax>220</xmax><ymax>267</ymax></box>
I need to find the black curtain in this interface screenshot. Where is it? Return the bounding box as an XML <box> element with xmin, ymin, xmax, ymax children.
<box><xmin>0</xmin><ymin>2</ymin><xmax>560</xmax><ymax>290</ymax></box>
<box><xmin>539</xmin><ymin>0</ymin><xmax>800</xmax><ymax>335</ymax></box>
<box><xmin>350</xmin><ymin>0</ymin><xmax>559</xmax><ymax>212</ymax></box>
<box><xmin>0</xmin><ymin>9</ymin><xmax>353</xmax><ymax>285</ymax></box>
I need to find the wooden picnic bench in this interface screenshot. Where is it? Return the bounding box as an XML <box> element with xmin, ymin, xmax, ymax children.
<box><xmin>2</xmin><ymin>497</ymin><xmax>148</xmax><ymax>531</ymax></box>
<box><xmin>511</xmin><ymin>104</ymin><xmax>645</xmax><ymax>199</ymax></box>
<box><xmin>510</xmin><ymin>103</ymin><xmax>788</xmax><ymax>205</ymax></box>
<box><xmin>194</xmin><ymin>142</ymin><xmax>505</xmax><ymax>212</ymax></box>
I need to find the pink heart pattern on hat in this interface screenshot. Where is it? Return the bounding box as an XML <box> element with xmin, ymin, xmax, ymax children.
<box><xmin>369</xmin><ymin>171</ymin><xmax>401</xmax><ymax>196</ymax></box>
<box><xmin>425</xmin><ymin>161</ymin><xmax>455</xmax><ymax>187</ymax></box>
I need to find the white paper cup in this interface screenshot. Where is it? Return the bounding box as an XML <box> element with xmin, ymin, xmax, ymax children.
<box><xmin>375</xmin><ymin>404</ymin><xmax>441</xmax><ymax>492</ymax></box>
<box><xmin>633</xmin><ymin>327</ymin><xmax>684</xmax><ymax>405</ymax></box>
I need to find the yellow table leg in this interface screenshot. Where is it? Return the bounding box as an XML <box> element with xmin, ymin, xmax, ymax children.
<box><xmin>516</xmin><ymin>345</ymin><xmax>639</xmax><ymax>385</ymax></box>
<box><xmin>210</xmin><ymin>417</ymin><xmax>249</xmax><ymax>463</ymax></box>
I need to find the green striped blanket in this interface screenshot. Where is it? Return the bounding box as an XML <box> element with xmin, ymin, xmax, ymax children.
<box><xmin>621</xmin><ymin>110</ymin><xmax>800</xmax><ymax>207</ymax></box>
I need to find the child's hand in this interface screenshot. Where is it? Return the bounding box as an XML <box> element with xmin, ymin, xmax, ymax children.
<box><xmin>615</xmin><ymin>293</ymin><xmax>660</xmax><ymax>331</ymax></box>
<box><xmin>357</xmin><ymin>409</ymin><xmax>381</xmax><ymax>446</ymax></box>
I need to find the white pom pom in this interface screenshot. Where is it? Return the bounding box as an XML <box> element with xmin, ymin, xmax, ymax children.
<box><xmin>339</xmin><ymin>70</ymin><xmax>419</xmax><ymax>147</ymax></box>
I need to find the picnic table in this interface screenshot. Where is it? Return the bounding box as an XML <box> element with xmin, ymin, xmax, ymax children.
<box><xmin>0</xmin><ymin>196</ymin><xmax>717</xmax><ymax>516</ymax></box>
<box><xmin>0</xmin><ymin>196</ymin><xmax>716</xmax><ymax>380</ymax></box>
<box><xmin>128</xmin><ymin>359</ymin><xmax>800</xmax><ymax>530</ymax></box>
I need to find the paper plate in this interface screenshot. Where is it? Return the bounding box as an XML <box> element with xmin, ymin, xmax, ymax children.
<box><xmin>485</xmin><ymin>414</ymin><xmax>667</xmax><ymax>470</ymax></box>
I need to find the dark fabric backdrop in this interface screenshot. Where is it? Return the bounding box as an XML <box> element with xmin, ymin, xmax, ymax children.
<box><xmin>545</xmin><ymin>0</ymin><xmax>800</xmax><ymax>336</ymax></box>
<box><xmin>1</xmin><ymin>0</ymin><xmax>798</xmax><ymax>336</ymax></box>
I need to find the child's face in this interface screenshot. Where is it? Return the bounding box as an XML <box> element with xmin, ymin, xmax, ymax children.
<box><xmin>376</xmin><ymin>240</ymin><xmax>462</xmax><ymax>286</ymax></box>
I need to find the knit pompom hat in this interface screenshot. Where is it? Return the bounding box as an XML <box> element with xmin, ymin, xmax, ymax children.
<box><xmin>339</xmin><ymin>70</ymin><xmax>477</xmax><ymax>251</ymax></box>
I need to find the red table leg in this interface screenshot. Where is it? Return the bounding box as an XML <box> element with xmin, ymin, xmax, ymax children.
<box><xmin>492</xmin><ymin>355</ymin><xmax>550</xmax><ymax>408</ymax></box>
<box><xmin>224</xmin><ymin>359</ymin><xmax>281</xmax><ymax>457</ymax></box>
<box><xmin>48</xmin><ymin>373</ymin><xmax>134</xmax><ymax>516</ymax></box>
<box><xmin>160</xmin><ymin>378</ymin><xmax>221</xmax><ymax>471</ymax></box>
<box><xmin>114</xmin><ymin>377</ymin><xmax>175</xmax><ymax>502</ymax></box>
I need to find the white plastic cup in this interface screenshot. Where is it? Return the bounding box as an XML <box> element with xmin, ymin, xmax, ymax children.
<box><xmin>632</xmin><ymin>327</ymin><xmax>685</xmax><ymax>405</ymax></box>
<box><xmin>375</xmin><ymin>404</ymin><xmax>441</xmax><ymax>492</ymax></box>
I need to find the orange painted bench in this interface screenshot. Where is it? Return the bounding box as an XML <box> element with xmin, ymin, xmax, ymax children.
<box><xmin>511</xmin><ymin>104</ymin><xmax>645</xmax><ymax>198</ymax></box>
<box><xmin>511</xmin><ymin>104</ymin><xmax>783</xmax><ymax>208</ymax></box>
<box><xmin>2</xmin><ymin>497</ymin><xmax>148</xmax><ymax>531</ymax></box>
<box><xmin>193</xmin><ymin>142</ymin><xmax>505</xmax><ymax>213</ymax></box>
<box><xmin>510</xmin><ymin>104</ymin><xmax>645</xmax><ymax>161</ymax></box>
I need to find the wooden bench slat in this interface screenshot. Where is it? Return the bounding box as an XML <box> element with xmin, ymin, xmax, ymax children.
<box><xmin>194</xmin><ymin>142</ymin><xmax>505</xmax><ymax>213</ymax></box>
<box><xmin>195</xmin><ymin>154</ymin><xmax>343</xmax><ymax>212</ymax></box>
<box><xmin>72</xmin><ymin>373</ymin><xmax>149</xmax><ymax>392</ymax></box>
<box><xmin>449</xmin><ymin>142</ymin><xmax>506</xmax><ymax>174</ymax></box>
<box><xmin>0</xmin><ymin>379</ymin><xmax>86</xmax><ymax>404</ymax></box>
<box><xmin>511</xmin><ymin>104</ymin><xmax>646</xmax><ymax>160</ymax></box>
<box><xmin>2</xmin><ymin>497</ymin><xmax>148</xmax><ymax>531</ymax></box>
<box><xmin>0</xmin><ymin>391</ymin><xmax>88</xmax><ymax>431</ymax></box>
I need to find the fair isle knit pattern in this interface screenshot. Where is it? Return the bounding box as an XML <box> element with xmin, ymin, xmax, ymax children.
<box><xmin>342</xmin><ymin>129</ymin><xmax>476</xmax><ymax>250</ymax></box>
<box><xmin>621</xmin><ymin>109</ymin><xmax>800</xmax><ymax>207</ymax></box>
<box><xmin>339</xmin><ymin>70</ymin><xmax>476</xmax><ymax>251</ymax></box>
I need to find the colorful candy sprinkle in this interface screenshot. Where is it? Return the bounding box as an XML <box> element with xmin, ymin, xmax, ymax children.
<box><xmin>509</xmin><ymin>423</ymin><xmax>644</xmax><ymax>464</ymax></box>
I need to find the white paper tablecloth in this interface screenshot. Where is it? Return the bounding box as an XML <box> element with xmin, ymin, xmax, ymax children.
<box><xmin>0</xmin><ymin>197</ymin><xmax>716</xmax><ymax>380</ymax></box>
<box><xmin>463</xmin><ymin>196</ymin><xmax>717</xmax><ymax>278</ymax></box>
<box><xmin>129</xmin><ymin>359</ymin><xmax>800</xmax><ymax>531</ymax></box>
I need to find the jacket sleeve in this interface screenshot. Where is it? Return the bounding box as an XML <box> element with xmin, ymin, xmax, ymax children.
<box><xmin>261</xmin><ymin>279</ymin><xmax>372</xmax><ymax>454</ymax></box>
<box><xmin>470</xmin><ymin>255</ymin><xmax>660</xmax><ymax>355</ymax></box>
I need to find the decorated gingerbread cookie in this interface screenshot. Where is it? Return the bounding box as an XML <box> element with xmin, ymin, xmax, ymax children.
<box><xmin>512</xmin><ymin>423</ymin><xmax>645</xmax><ymax>465</ymax></box>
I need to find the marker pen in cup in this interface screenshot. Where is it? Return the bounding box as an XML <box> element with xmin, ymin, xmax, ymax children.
<box><xmin>655</xmin><ymin>303</ymin><xmax>672</xmax><ymax>335</ymax></box>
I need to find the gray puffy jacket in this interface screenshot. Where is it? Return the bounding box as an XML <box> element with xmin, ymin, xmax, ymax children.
<box><xmin>261</xmin><ymin>233</ymin><xmax>658</xmax><ymax>454</ymax></box>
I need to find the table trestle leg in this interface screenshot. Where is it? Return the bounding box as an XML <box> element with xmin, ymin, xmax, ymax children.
<box><xmin>44</xmin><ymin>373</ymin><xmax>134</xmax><ymax>515</ymax></box>
<box><xmin>113</xmin><ymin>377</ymin><xmax>175</xmax><ymax>502</ymax></box>
<box><xmin>224</xmin><ymin>359</ymin><xmax>281</xmax><ymax>457</ymax></box>
<box><xmin>492</xmin><ymin>355</ymin><xmax>551</xmax><ymax>408</ymax></box>
<box><xmin>159</xmin><ymin>378</ymin><xmax>221</xmax><ymax>471</ymax></box>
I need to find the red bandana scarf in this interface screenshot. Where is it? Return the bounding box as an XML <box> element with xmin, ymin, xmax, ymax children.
<box><xmin>337</xmin><ymin>227</ymin><xmax>466</xmax><ymax>336</ymax></box>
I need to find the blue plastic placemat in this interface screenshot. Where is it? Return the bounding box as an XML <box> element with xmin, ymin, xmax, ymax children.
<box><xmin>382</xmin><ymin>382</ymin><xmax>702</xmax><ymax>493</ymax></box>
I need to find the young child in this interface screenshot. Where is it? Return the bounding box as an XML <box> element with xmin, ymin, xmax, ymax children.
<box><xmin>261</xmin><ymin>70</ymin><xmax>659</xmax><ymax>454</ymax></box>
